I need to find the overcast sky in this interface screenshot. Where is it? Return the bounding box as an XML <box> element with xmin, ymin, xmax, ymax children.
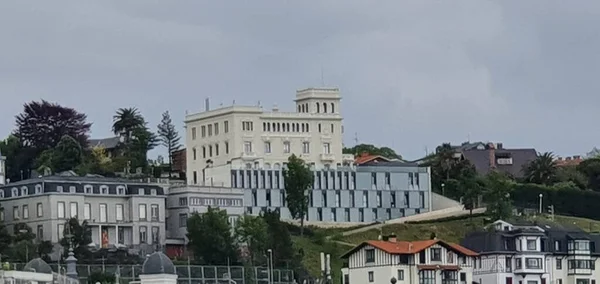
<box><xmin>1</xmin><ymin>1</ymin><xmax>599</xmax><ymax>160</ymax></box>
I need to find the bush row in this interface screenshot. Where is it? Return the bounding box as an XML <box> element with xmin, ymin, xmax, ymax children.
<box><xmin>511</xmin><ymin>183</ymin><xmax>600</xmax><ymax>220</ymax></box>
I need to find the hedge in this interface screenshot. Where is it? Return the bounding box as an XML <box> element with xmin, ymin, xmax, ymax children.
<box><xmin>511</xmin><ymin>183</ymin><xmax>600</xmax><ymax>220</ymax></box>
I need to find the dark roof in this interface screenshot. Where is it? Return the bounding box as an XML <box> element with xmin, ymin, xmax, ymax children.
<box><xmin>461</xmin><ymin>148</ymin><xmax>537</xmax><ymax>178</ymax></box>
<box><xmin>23</xmin><ymin>258</ymin><xmax>53</xmax><ymax>274</ymax></box>
<box><xmin>89</xmin><ymin>137</ymin><xmax>121</xmax><ymax>149</ymax></box>
<box><xmin>142</xmin><ymin>252</ymin><xmax>176</xmax><ymax>275</ymax></box>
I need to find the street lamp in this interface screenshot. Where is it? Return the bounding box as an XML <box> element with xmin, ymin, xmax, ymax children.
<box><xmin>441</xmin><ymin>183</ymin><xmax>445</xmax><ymax>196</ymax></box>
<box><xmin>539</xmin><ymin>194</ymin><xmax>543</xmax><ymax>214</ymax></box>
<box><xmin>18</xmin><ymin>229</ymin><xmax>29</xmax><ymax>262</ymax></box>
<box><xmin>267</xmin><ymin>249</ymin><xmax>274</xmax><ymax>284</ymax></box>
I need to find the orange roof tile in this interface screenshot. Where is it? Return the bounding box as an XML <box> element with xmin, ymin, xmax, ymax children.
<box><xmin>342</xmin><ymin>239</ymin><xmax>478</xmax><ymax>258</ymax></box>
<box><xmin>354</xmin><ymin>153</ymin><xmax>391</xmax><ymax>165</ymax></box>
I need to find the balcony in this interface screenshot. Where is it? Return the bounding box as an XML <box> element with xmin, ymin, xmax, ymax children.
<box><xmin>241</xmin><ymin>152</ymin><xmax>257</xmax><ymax>160</ymax></box>
<box><xmin>320</xmin><ymin>153</ymin><xmax>335</xmax><ymax>161</ymax></box>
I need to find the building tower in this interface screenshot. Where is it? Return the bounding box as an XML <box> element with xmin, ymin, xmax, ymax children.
<box><xmin>0</xmin><ymin>149</ymin><xmax>5</xmax><ymax>185</ymax></box>
<box><xmin>294</xmin><ymin>87</ymin><xmax>342</xmax><ymax>115</ymax></box>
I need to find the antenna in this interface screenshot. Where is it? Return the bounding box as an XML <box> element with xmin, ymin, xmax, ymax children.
<box><xmin>354</xmin><ymin>132</ymin><xmax>359</xmax><ymax>145</ymax></box>
<box><xmin>320</xmin><ymin>64</ymin><xmax>325</xmax><ymax>86</ymax></box>
<box><xmin>467</xmin><ymin>133</ymin><xmax>471</xmax><ymax>143</ymax></box>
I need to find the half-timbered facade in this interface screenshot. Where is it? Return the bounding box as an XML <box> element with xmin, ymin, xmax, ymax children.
<box><xmin>341</xmin><ymin>235</ymin><xmax>478</xmax><ymax>284</ymax></box>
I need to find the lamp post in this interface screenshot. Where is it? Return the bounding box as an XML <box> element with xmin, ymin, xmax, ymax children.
<box><xmin>18</xmin><ymin>229</ymin><xmax>28</xmax><ymax>262</ymax></box>
<box><xmin>539</xmin><ymin>194</ymin><xmax>543</xmax><ymax>214</ymax></box>
<box><xmin>441</xmin><ymin>183</ymin><xmax>445</xmax><ymax>196</ymax></box>
<box><xmin>267</xmin><ymin>249</ymin><xmax>274</xmax><ymax>284</ymax></box>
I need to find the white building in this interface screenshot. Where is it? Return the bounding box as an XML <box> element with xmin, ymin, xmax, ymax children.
<box><xmin>461</xmin><ymin>219</ymin><xmax>600</xmax><ymax>284</ymax></box>
<box><xmin>341</xmin><ymin>235</ymin><xmax>478</xmax><ymax>284</ymax></box>
<box><xmin>184</xmin><ymin>87</ymin><xmax>354</xmax><ymax>186</ymax></box>
<box><xmin>0</xmin><ymin>149</ymin><xmax>5</xmax><ymax>185</ymax></box>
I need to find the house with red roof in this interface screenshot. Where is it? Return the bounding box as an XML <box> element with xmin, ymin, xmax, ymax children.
<box><xmin>341</xmin><ymin>234</ymin><xmax>478</xmax><ymax>284</ymax></box>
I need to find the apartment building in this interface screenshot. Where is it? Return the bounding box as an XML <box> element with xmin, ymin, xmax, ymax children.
<box><xmin>0</xmin><ymin>174</ymin><xmax>167</xmax><ymax>258</ymax></box>
<box><xmin>461</xmin><ymin>219</ymin><xmax>600</xmax><ymax>284</ymax></box>
<box><xmin>233</xmin><ymin>160</ymin><xmax>432</xmax><ymax>223</ymax></box>
<box><xmin>185</xmin><ymin>87</ymin><xmax>355</xmax><ymax>186</ymax></box>
<box><xmin>341</xmin><ymin>235</ymin><xmax>478</xmax><ymax>284</ymax></box>
<box><xmin>165</xmin><ymin>185</ymin><xmax>244</xmax><ymax>257</ymax></box>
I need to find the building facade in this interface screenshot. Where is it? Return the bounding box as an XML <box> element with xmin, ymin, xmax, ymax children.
<box><xmin>0</xmin><ymin>175</ymin><xmax>167</xmax><ymax>258</ymax></box>
<box><xmin>231</xmin><ymin>161</ymin><xmax>432</xmax><ymax>223</ymax></box>
<box><xmin>341</xmin><ymin>235</ymin><xmax>478</xmax><ymax>284</ymax></box>
<box><xmin>461</xmin><ymin>220</ymin><xmax>600</xmax><ymax>284</ymax></box>
<box><xmin>0</xmin><ymin>149</ymin><xmax>5</xmax><ymax>185</ymax></box>
<box><xmin>185</xmin><ymin>87</ymin><xmax>354</xmax><ymax>186</ymax></box>
<box><xmin>165</xmin><ymin>185</ymin><xmax>244</xmax><ymax>257</ymax></box>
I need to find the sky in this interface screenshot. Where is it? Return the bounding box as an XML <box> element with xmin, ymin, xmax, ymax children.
<box><xmin>1</xmin><ymin>1</ymin><xmax>599</xmax><ymax>161</ymax></box>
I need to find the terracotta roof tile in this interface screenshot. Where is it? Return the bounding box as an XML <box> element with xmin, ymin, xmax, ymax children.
<box><xmin>354</xmin><ymin>153</ymin><xmax>391</xmax><ymax>165</ymax></box>
<box><xmin>342</xmin><ymin>239</ymin><xmax>478</xmax><ymax>258</ymax></box>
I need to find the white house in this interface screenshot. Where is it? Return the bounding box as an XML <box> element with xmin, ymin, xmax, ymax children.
<box><xmin>461</xmin><ymin>219</ymin><xmax>600</xmax><ymax>284</ymax></box>
<box><xmin>341</xmin><ymin>235</ymin><xmax>478</xmax><ymax>284</ymax></box>
<box><xmin>184</xmin><ymin>87</ymin><xmax>354</xmax><ymax>186</ymax></box>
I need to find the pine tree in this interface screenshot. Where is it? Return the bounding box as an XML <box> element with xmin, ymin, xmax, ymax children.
<box><xmin>157</xmin><ymin>111</ymin><xmax>181</xmax><ymax>177</ymax></box>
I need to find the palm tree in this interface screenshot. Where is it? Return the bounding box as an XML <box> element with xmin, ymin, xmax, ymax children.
<box><xmin>524</xmin><ymin>152</ymin><xmax>557</xmax><ymax>185</ymax></box>
<box><xmin>112</xmin><ymin>108</ymin><xmax>145</xmax><ymax>142</ymax></box>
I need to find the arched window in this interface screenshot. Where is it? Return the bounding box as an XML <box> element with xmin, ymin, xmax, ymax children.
<box><xmin>264</xmin><ymin>163</ymin><xmax>271</xmax><ymax>169</ymax></box>
<box><xmin>100</xmin><ymin>185</ymin><xmax>109</xmax><ymax>194</ymax></box>
<box><xmin>323</xmin><ymin>103</ymin><xmax>328</xmax><ymax>113</ymax></box>
<box><xmin>306</xmin><ymin>123</ymin><xmax>310</xmax><ymax>132</ymax></box>
<box><xmin>35</xmin><ymin>184</ymin><xmax>42</xmax><ymax>194</ymax></box>
<box><xmin>331</xmin><ymin>103</ymin><xmax>335</xmax><ymax>113</ymax></box>
<box><xmin>274</xmin><ymin>163</ymin><xmax>281</xmax><ymax>170</ymax></box>
<box><xmin>296</xmin><ymin>123</ymin><xmax>300</xmax><ymax>132</ymax></box>
<box><xmin>287</xmin><ymin>123</ymin><xmax>290</xmax><ymax>132</ymax></box>
<box><xmin>263</xmin><ymin>122</ymin><xmax>266</xmax><ymax>131</ymax></box>
<box><xmin>316</xmin><ymin>103</ymin><xmax>320</xmax><ymax>113</ymax></box>
<box><xmin>21</xmin><ymin>186</ymin><xmax>28</xmax><ymax>196</ymax></box>
<box><xmin>12</xmin><ymin>187</ymin><xmax>18</xmax><ymax>197</ymax></box>
<box><xmin>245</xmin><ymin>163</ymin><xmax>252</xmax><ymax>169</ymax></box>
<box><xmin>272</xmin><ymin>122</ymin><xmax>276</xmax><ymax>131</ymax></box>
<box><xmin>301</xmin><ymin>124</ymin><xmax>305</xmax><ymax>132</ymax></box>
<box><xmin>298</xmin><ymin>105</ymin><xmax>301</xmax><ymax>112</ymax></box>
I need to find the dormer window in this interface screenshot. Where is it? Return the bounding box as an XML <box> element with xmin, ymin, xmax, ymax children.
<box><xmin>20</xmin><ymin>186</ymin><xmax>28</xmax><ymax>196</ymax></box>
<box><xmin>431</xmin><ymin>248</ymin><xmax>441</xmax><ymax>261</ymax></box>
<box><xmin>35</xmin><ymin>184</ymin><xmax>42</xmax><ymax>194</ymax></box>
<box><xmin>12</xmin><ymin>187</ymin><xmax>18</xmax><ymax>197</ymax></box>
<box><xmin>69</xmin><ymin>186</ymin><xmax>76</xmax><ymax>193</ymax></box>
<box><xmin>100</xmin><ymin>185</ymin><xmax>108</xmax><ymax>195</ymax></box>
<box><xmin>527</xmin><ymin>240</ymin><xmax>537</xmax><ymax>250</ymax></box>
<box><xmin>151</xmin><ymin>189</ymin><xmax>157</xmax><ymax>196</ymax></box>
<box><xmin>57</xmin><ymin>186</ymin><xmax>63</xmax><ymax>193</ymax></box>
<box><xmin>365</xmin><ymin>249</ymin><xmax>375</xmax><ymax>263</ymax></box>
<box><xmin>139</xmin><ymin>188</ymin><xmax>145</xmax><ymax>195</ymax></box>
<box><xmin>84</xmin><ymin>185</ymin><xmax>93</xmax><ymax>194</ymax></box>
<box><xmin>0</xmin><ymin>191</ymin><xmax>4</xmax><ymax>198</ymax></box>
<box><xmin>117</xmin><ymin>186</ymin><xmax>125</xmax><ymax>195</ymax></box>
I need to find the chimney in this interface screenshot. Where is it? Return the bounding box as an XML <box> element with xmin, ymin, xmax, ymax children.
<box><xmin>497</xmin><ymin>143</ymin><xmax>503</xmax><ymax>149</ymax></box>
<box><xmin>566</xmin><ymin>157</ymin><xmax>572</xmax><ymax>161</ymax></box>
<box><xmin>388</xmin><ymin>234</ymin><xmax>397</xmax><ymax>243</ymax></box>
<box><xmin>558</xmin><ymin>157</ymin><xmax>563</xmax><ymax>161</ymax></box>
<box><xmin>574</xmin><ymin>155</ymin><xmax>581</xmax><ymax>160</ymax></box>
<box><xmin>488</xmin><ymin>143</ymin><xmax>496</xmax><ymax>169</ymax></box>
<box><xmin>272</xmin><ymin>103</ymin><xmax>279</xmax><ymax>112</ymax></box>
<box><xmin>205</xmin><ymin>98</ymin><xmax>210</xmax><ymax>111</ymax></box>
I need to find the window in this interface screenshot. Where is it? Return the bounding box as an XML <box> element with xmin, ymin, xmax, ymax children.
<box><xmin>58</xmin><ymin>224</ymin><xmax>64</xmax><ymax>240</ymax></box>
<box><xmin>192</xmin><ymin>127</ymin><xmax>197</xmax><ymax>140</ymax></box>
<box><xmin>431</xmin><ymin>248</ymin><xmax>442</xmax><ymax>261</ymax></box>
<box><xmin>70</xmin><ymin>186</ymin><xmax>76</xmax><ymax>193</ymax></box>
<box><xmin>208</xmin><ymin>124</ymin><xmax>212</xmax><ymax>136</ymax></box>
<box><xmin>365</xmin><ymin>249</ymin><xmax>375</xmax><ymax>263</ymax></box>
<box><xmin>214</xmin><ymin>123</ymin><xmax>219</xmax><ymax>135</ymax></box>
<box><xmin>244</xmin><ymin>141</ymin><xmax>253</xmax><ymax>153</ymax></box>
<box><xmin>152</xmin><ymin>226</ymin><xmax>159</xmax><ymax>244</ymax></box>
<box><xmin>35</xmin><ymin>184</ymin><xmax>42</xmax><ymax>194</ymax></box>
<box><xmin>527</xmin><ymin>281</ymin><xmax>538</xmax><ymax>284</ymax></box>
<box><xmin>368</xmin><ymin>271</ymin><xmax>374</xmax><ymax>283</ymax></box>
<box><xmin>139</xmin><ymin>226</ymin><xmax>147</xmax><ymax>243</ymax></box>
<box><xmin>525</xmin><ymin>258</ymin><xmax>542</xmax><ymax>269</ymax></box>
<box><xmin>70</xmin><ymin>202</ymin><xmax>78</xmax><ymax>218</ymax></box>
<box><xmin>556</xmin><ymin>258</ymin><xmax>562</xmax><ymax>270</ymax></box>
<box><xmin>264</xmin><ymin>142</ymin><xmax>271</xmax><ymax>153</ymax></box>
<box><xmin>84</xmin><ymin>185</ymin><xmax>92</xmax><ymax>194</ymax></box>
<box><xmin>179</xmin><ymin>197</ymin><xmax>188</xmax><ymax>206</ymax></box>
<box><xmin>99</xmin><ymin>204</ymin><xmax>107</xmax><ymax>222</ymax></box>
<box><xmin>23</xmin><ymin>205</ymin><xmax>29</xmax><ymax>219</ymax></box>
<box><xmin>419</xmin><ymin>270</ymin><xmax>435</xmax><ymax>284</ymax></box>
<box><xmin>0</xmin><ymin>208</ymin><xmax>3</xmax><ymax>222</ymax></box>
<box><xmin>201</xmin><ymin>125</ymin><xmax>206</xmax><ymax>137</ymax></box>
<box><xmin>84</xmin><ymin>203</ymin><xmax>91</xmax><ymax>220</ymax></box>
<box><xmin>302</xmin><ymin>142</ymin><xmax>310</xmax><ymax>154</ymax></box>
<box><xmin>34</xmin><ymin>203</ymin><xmax>42</xmax><ymax>218</ymax></box>
<box><xmin>225</xmin><ymin>141</ymin><xmax>229</xmax><ymax>154</ymax></box>
<box><xmin>336</xmin><ymin>191</ymin><xmax>341</xmax><ymax>207</ymax></box>
<box><xmin>179</xmin><ymin>213</ymin><xmax>188</xmax><ymax>227</ymax></box>
<box><xmin>516</xmin><ymin>258</ymin><xmax>522</xmax><ymax>269</ymax></box>
<box><xmin>57</xmin><ymin>202</ymin><xmax>65</xmax><ymax>219</ymax></box>
<box><xmin>139</xmin><ymin>204</ymin><xmax>147</xmax><ymax>220</ymax></box>
<box><xmin>215</xmin><ymin>144</ymin><xmax>219</xmax><ymax>156</ymax></box>
<box><xmin>151</xmin><ymin>204</ymin><xmax>159</xmax><ymax>221</ymax></box>
<box><xmin>323</xmin><ymin>143</ymin><xmax>330</xmax><ymax>154</ymax></box>
<box><xmin>116</xmin><ymin>204</ymin><xmax>124</xmax><ymax>221</ymax></box>
<box><xmin>139</xmin><ymin>188</ymin><xmax>145</xmax><ymax>195</ymax></box>
<box><xmin>527</xmin><ymin>239</ymin><xmax>536</xmax><ymax>250</ymax></box>
<box><xmin>37</xmin><ymin>225</ymin><xmax>43</xmax><ymax>241</ymax></box>
<box><xmin>193</xmin><ymin>148</ymin><xmax>197</xmax><ymax>160</ymax></box>
<box><xmin>100</xmin><ymin>185</ymin><xmax>108</xmax><ymax>194</ymax></box>
<box><xmin>224</xmin><ymin>121</ymin><xmax>229</xmax><ymax>132</ymax></box>
<box><xmin>209</xmin><ymin>145</ymin><xmax>213</xmax><ymax>157</ymax></box>
<box><xmin>576</xmin><ymin>281</ymin><xmax>589</xmax><ymax>284</ymax></box>
<box><xmin>117</xmin><ymin>186</ymin><xmax>125</xmax><ymax>195</ymax></box>
<box><xmin>283</xmin><ymin>141</ymin><xmax>291</xmax><ymax>153</ymax></box>
<box><xmin>397</xmin><ymin>270</ymin><xmax>404</xmax><ymax>281</ymax></box>
<box><xmin>242</xmin><ymin>121</ymin><xmax>253</xmax><ymax>131</ymax></box>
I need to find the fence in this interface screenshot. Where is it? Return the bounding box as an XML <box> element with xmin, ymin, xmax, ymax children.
<box><xmin>8</xmin><ymin>263</ymin><xmax>294</xmax><ymax>284</ymax></box>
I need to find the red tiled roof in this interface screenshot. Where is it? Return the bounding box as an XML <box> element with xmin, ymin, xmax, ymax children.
<box><xmin>555</xmin><ymin>156</ymin><xmax>583</xmax><ymax>167</ymax></box>
<box><xmin>354</xmin><ymin>153</ymin><xmax>391</xmax><ymax>165</ymax></box>
<box><xmin>342</xmin><ymin>239</ymin><xmax>478</xmax><ymax>258</ymax></box>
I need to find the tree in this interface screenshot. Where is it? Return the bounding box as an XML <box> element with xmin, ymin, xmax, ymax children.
<box><xmin>14</xmin><ymin>100</ymin><xmax>91</xmax><ymax>150</ymax></box>
<box><xmin>11</xmin><ymin>223</ymin><xmax>37</xmax><ymax>262</ymax></box>
<box><xmin>460</xmin><ymin>176</ymin><xmax>483</xmax><ymax>219</ymax></box>
<box><xmin>52</xmin><ymin>135</ymin><xmax>83</xmax><ymax>172</ymax></box>
<box><xmin>112</xmin><ymin>107</ymin><xmax>145</xmax><ymax>143</ymax></box>
<box><xmin>283</xmin><ymin>155</ymin><xmax>314</xmax><ymax>236</ymax></box>
<box><xmin>483</xmin><ymin>171</ymin><xmax>514</xmax><ymax>220</ymax></box>
<box><xmin>60</xmin><ymin>218</ymin><xmax>92</xmax><ymax>261</ymax></box>
<box><xmin>261</xmin><ymin>210</ymin><xmax>296</xmax><ymax>268</ymax></box>
<box><xmin>235</xmin><ymin>214</ymin><xmax>268</xmax><ymax>265</ymax></box>
<box><xmin>76</xmin><ymin>146</ymin><xmax>113</xmax><ymax>176</ymax></box>
<box><xmin>577</xmin><ymin>158</ymin><xmax>600</xmax><ymax>191</ymax></box>
<box><xmin>523</xmin><ymin>152</ymin><xmax>557</xmax><ymax>185</ymax></box>
<box><xmin>187</xmin><ymin>207</ymin><xmax>238</xmax><ymax>265</ymax></box>
<box><xmin>342</xmin><ymin>144</ymin><xmax>402</xmax><ymax>159</ymax></box>
<box><xmin>157</xmin><ymin>111</ymin><xmax>181</xmax><ymax>177</ymax></box>
<box><xmin>0</xmin><ymin>135</ymin><xmax>36</xmax><ymax>181</ymax></box>
<box><xmin>556</xmin><ymin>166</ymin><xmax>587</xmax><ymax>189</ymax></box>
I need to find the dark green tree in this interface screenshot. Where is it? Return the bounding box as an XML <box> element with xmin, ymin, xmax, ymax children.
<box><xmin>14</xmin><ymin>100</ymin><xmax>91</xmax><ymax>150</ymax></box>
<box><xmin>0</xmin><ymin>135</ymin><xmax>36</xmax><ymax>181</ymax></box>
<box><xmin>187</xmin><ymin>207</ymin><xmax>237</xmax><ymax>265</ymax></box>
<box><xmin>577</xmin><ymin>158</ymin><xmax>600</xmax><ymax>191</ymax></box>
<box><xmin>555</xmin><ymin>166</ymin><xmax>587</xmax><ymax>189</ymax></box>
<box><xmin>261</xmin><ymin>210</ymin><xmax>296</xmax><ymax>268</ymax></box>
<box><xmin>235</xmin><ymin>214</ymin><xmax>268</xmax><ymax>265</ymax></box>
<box><xmin>342</xmin><ymin>144</ymin><xmax>402</xmax><ymax>159</ymax></box>
<box><xmin>11</xmin><ymin>223</ymin><xmax>36</xmax><ymax>262</ymax></box>
<box><xmin>483</xmin><ymin>171</ymin><xmax>514</xmax><ymax>220</ymax></box>
<box><xmin>112</xmin><ymin>107</ymin><xmax>157</xmax><ymax>171</ymax></box>
<box><xmin>112</xmin><ymin>107</ymin><xmax>145</xmax><ymax>143</ymax></box>
<box><xmin>52</xmin><ymin>135</ymin><xmax>83</xmax><ymax>172</ymax></box>
<box><xmin>283</xmin><ymin>155</ymin><xmax>314</xmax><ymax>236</ymax></box>
<box><xmin>523</xmin><ymin>152</ymin><xmax>557</xmax><ymax>185</ymax></box>
<box><xmin>157</xmin><ymin>111</ymin><xmax>181</xmax><ymax>177</ymax></box>
<box><xmin>60</xmin><ymin>218</ymin><xmax>93</xmax><ymax>261</ymax></box>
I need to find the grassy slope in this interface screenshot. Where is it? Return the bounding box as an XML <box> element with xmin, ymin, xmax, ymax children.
<box><xmin>292</xmin><ymin>215</ymin><xmax>600</xmax><ymax>284</ymax></box>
